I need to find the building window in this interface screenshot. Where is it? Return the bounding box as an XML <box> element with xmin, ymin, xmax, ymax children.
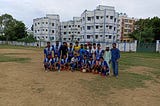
<box><xmin>114</xmin><ymin>18</ymin><xmax>117</xmax><ymax>22</ymax></box>
<box><xmin>106</xmin><ymin>35</ymin><xmax>108</xmax><ymax>37</ymax></box>
<box><xmin>63</xmin><ymin>38</ymin><xmax>66</xmax><ymax>41</ymax></box>
<box><xmin>96</xmin><ymin>16</ymin><xmax>99</xmax><ymax>20</ymax></box>
<box><xmin>42</xmin><ymin>22</ymin><xmax>44</xmax><ymax>24</ymax></box>
<box><xmin>42</xmin><ymin>29</ymin><xmax>44</xmax><ymax>31</ymax></box>
<box><xmin>69</xmin><ymin>32</ymin><xmax>71</xmax><ymax>34</ymax></box>
<box><xmin>95</xmin><ymin>35</ymin><xmax>98</xmax><ymax>39</ymax></box>
<box><xmin>52</xmin><ymin>30</ymin><xmax>54</xmax><ymax>33</ymax></box>
<box><xmin>106</xmin><ymin>15</ymin><xmax>109</xmax><ymax>18</ymax></box>
<box><xmin>100</xmin><ymin>35</ymin><xmax>103</xmax><ymax>37</ymax></box>
<box><xmin>101</xmin><ymin>16</ymin><xmax>103</xmax><ymax>19</ymax></box>
<box><xmin>46</xmin><ymin>22</ymin><xmax>48</xmax><ymax>24</ymax></box>
<box><xmin>78</xmin><ymin>25</ymin><xmax>80</xmax><ymax>28</ymax></box>
<box><xmin>106</xmin><ymin>25</ymin><xmax>108</xmax><ymax>27</ymax></box>
<box><xmin>114</xmin><ymin>27</ymin><xmax>116</xmax><ymax>31</ymax></box>
<box><xmin>72</xmin><ymin>25</ymin><xmax>74</xmax><ymax>27</ymax></box>
<box><xmin>69</xmin><ymin>38</ymin><xmax>71</xmax><ymax>40</ymax></box>
<box><xmin>64</xmin><ymin>32</ymin><xmax>66</xmax><ymax>35</ymax></box>
<box><xmin>96</xmin><ymin>25</ymin><xmax>99</xmax><ymax>29</ymax></box>
<box><xmin>109</xmin><ymin>26</ymin><xmax>112</xmax><ymax>29</ymax></box>
<box><xmin>87</xmin><ymin>35</ymin><xmax>90</xmax><ymax>39</ymax></box>
<box><xmin>109</xmin><ymin>35</ymin><xmax>112</xmax><ymax>39</ymax></box>
<box><xmin>69</xmin><ymin>25</ymin><xmax>71</xmax><ymax>28</ymax></box>
<box><xmin>78</xmin><ymin>38</ymin><xmax>80</xmax><ymax>41</ymax></box>
<box><xmin>46</xmin><ymin>29</ymin><xmax>48</xmax><ymax>32</ymax></box>
<box><xmin>78</xmin><ymin>32</ymin><xmax>80</xmax><ymax>34</ymax></box>
<box><xmin>38</xmin><ymin>23</ymin><xmax>40</xmax><ymax>25</ymax></box>
<box><xmin>38</xmin><ymin>30</ymin><xmax>39</xmax><ymax>32</ymax></box>
<box><xmin>46</xmin><ymin>36</ymin><xmax>48</xmax><ymax>39</ymax></box>
<box><xmin>35</xmin><ymin>30</ymin><xmax>37</xmax><ymax>33</ymax></box>
<box><xmin>87</xmin><ymin>17</ymin><xmax>91</xmax><ymax>21</ymax></box>
<box><xmin>110</xmin><ymin>16</ymin><xmax>114</xmax><ymax>20</ymax></box>
<box><xmin>35</xmin><ymin>23</ymin><xmax>37</xmax><ymax>26</ymax></box>
<box><xmin>100</xmin><ymin>26</ymin><xmax>103</xmax><ymax>28</ymax></box>
<box><xmin>52</xmin><ymin>23</ymin><xmax>54</xmax><ymax>26</ymax></box>
<box><xmin>87</xmin><ymin>26</ymin><xmax>91</xmax><ymax>30</ymax></box>
<box><xmin>64</xmin><ymin>26</ymin><xmax>67</xmax><ymax>28</ymax></box>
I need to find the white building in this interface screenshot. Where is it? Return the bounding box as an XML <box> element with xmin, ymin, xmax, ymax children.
<box><xmin>61</xmin><ymin>17</ymin><xmax>82</xmax><ymax>42</ymax></box>
<box><xmin>33</xmin><ymin>14</ymin><xmax>60</xmax><ymax>41</ymax></box>
<box><xmin>81</xmin><ymin>5</ymin><xmax>119</xmax><ymax>43</ymax></box>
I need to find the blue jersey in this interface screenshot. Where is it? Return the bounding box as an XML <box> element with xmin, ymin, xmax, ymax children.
<box><xmin>61</xmin><ymin>58</ymin><xmax>69</xmax><ymax>64</ymax></box>
<box><xmin>52</xmin><ymin>57</ymin><xmax>59</xmax><ymax>63</ymax></box>
<box><xmin>100</xmin><ymin>61</ymin><xmax>108</xmax><ymax>68</ymax></box>
<box><xmin>79</xmin><ymin>48</ymin><xmax>85</xmax><ymax>57</ymax></box>
<box><xmin>111</xmin><ymin>48</ymin><xmax>120</xmax><ymax>61</ymax></box>
<box><xmin>81</xmin><ymin>59</ymin><xmax>88</xmax><ymax>65</ymax></box>
<box><xmin>44</xmin><ymin>47</ymin><xmax>53</xmax><ymax>58</ymax></box>
<box><xmin>44</xmin><ymin>58</ymin><xmax>52</xmax><ymax>63</ymax></box>
<box><xmin>52</xmin><ymin>45</ymin><xmax>61</xmax><ymax>57</ymax></box>
<box><xmin>68</xmin><ymin>47</ymin><xmax>74</xmax><ymax>57</ymax></box>
<box><xmin>95</xmin><ymin>49</ymin><xmax>104</xmax><ymax>60</ymax></box>
<box><xmin>87</xmin><ymin>49</ymin><xmax>93</xmax><ymax>58</ymax></box>
<box><xmin>88</xmin><ymin>60</ymin><xmax>95</xmax><ymax>67</ymax></box>
<box><xmin>83</xmin><ymin>49</ymin><xmax>88</xmax><ymax>56</ymax></box>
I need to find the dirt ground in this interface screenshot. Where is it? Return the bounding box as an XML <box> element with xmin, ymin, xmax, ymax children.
<box><xmin>0</xmin><ymin>49</ymin><xmax>160</xmax><ymax>106</ymax></box>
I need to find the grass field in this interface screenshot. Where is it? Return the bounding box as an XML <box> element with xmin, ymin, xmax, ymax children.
<box><xmin>0</xmin><ymin>44</ymin><xmax>160</xmax><ymax>106</ymax></box>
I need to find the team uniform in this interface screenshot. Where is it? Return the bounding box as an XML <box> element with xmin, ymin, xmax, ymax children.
<box><xmin>68</xmin><ymin>47</ymin><xmax>74</xmax><ymax>62</ymax></box>
<box><xmin>52</xmin><ymin>56</ymin><xmax>60</xmax><ymax>71</ymax></box>
<box><xmin>94</xmin><ymin>49</ymin><xmax>104</xmax><ymax>60</ymax></box>
<box><xmin>70</xmin><ymin>56</ymin><xmax>79</xmax><ymax>71</ymax></box>
<box><xmin>61</xmin><ymin>58</ymin><xmax>69</xmax><ymax>70</ymax></box>
<box><xmin>52</xmin><ymin>44</ymin><xmax>61</xmax><ymax>58</ymax></box>
<box><xmin>44</xmin><ymin>46</ymin><xmax>53</xmax><ymax>58</ymax></box>
<box><xmin>81</xmin><ymin>58</ymin><xmax>88</xmax><ymax>71</ymax></box>
<box><xmin>99</xmin><ymin>60</ymin><xmax>109</xmax><ymax>76</ymax></box>
<box><xmin>87</xmin><ymin>49</ymin><xmax>93</xmax><ymax>59</ymax></box>
<box><xmin>44</xmin><ymin>57</ymin><xmax>52</xmax><ymax>71</ymax></box>
<box><xmin>88</xmin><ymin>59</ymin><xmax>96</xmax><ymax>72</ymax></box>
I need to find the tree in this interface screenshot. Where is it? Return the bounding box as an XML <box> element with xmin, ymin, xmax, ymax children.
<box><xmin>130</xmin><ymin>17</ymin><xmax>160</xmax><ymax>42</ymax></box>
<box><xmin>0</xmin><ymin>14</ymin><xmax>27</xmax><ymax>41</ymax></box>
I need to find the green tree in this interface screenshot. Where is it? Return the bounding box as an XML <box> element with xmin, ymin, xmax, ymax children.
<box><xmin>0</xmin><ymin>14</ymin><xmax>27</xmax><ymax>41</ymax></box>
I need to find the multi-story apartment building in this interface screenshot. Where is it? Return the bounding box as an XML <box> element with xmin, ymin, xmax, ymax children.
<box><xmin>61</xmin><ymin>17</ymin><xmax>82</xmax><ymax>42</ymax></box>
<box><xmin>33</xmin><ymin>14</ymin><xmax>60</xmax><ymax>41</ymax></box>
<box><xmin>81</xmin><ymin>5</ymin><xmax>119</xmax><ymax>42</ymax></box>
<box><xmin>118</xmin><ymin>13</ymin><xmax>136</xmax><ymax>42</ymax></box>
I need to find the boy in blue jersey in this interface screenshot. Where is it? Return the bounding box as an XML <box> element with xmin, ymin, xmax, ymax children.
<box><xmin>87</xmin><ymin>44</ymin><xmax>93</xmax><ymax>59</ymax></box>
<box><xmin>68</xmin><ymin>43</ymin><xmax>74</xmax><ymax>62</ymax></box>
<box><xmin>70</xmin><ymin>53</ymin><xmax>79</xmax><ymax>72</ymax></box>
<box><xmin>83</xmin><ymin>44</ymin><xmax>88</xmax><ymax>56</ymax></box>
<box><xmin>60</xmin><ymin>54</ymin><xmax>69</xmax><ymax>71</ymax></box>
<box><xmin>79</xmin><ymin>44</ymin><xmax>85</xmax><ymax>59</ymax></box>
<box><xmin>44</xmin><ymin>55</ymin><xmax>53</xmax><ymax>72</ymax></box>
<box><xmin>111</xmin><ymin>43</ymin><xmax>120</xmax><ymax>78</ymax></box>
<box><xmin>52</xmin><ymin>53</ymin><xmax>60</xmax><ymax>72</ymax></box>
<box><xmin>99</xmin><ymin>57</ymin><xmax>109</xmax><ymax>77</ymax></box>
<box><xmin>44</xmin><ymin>41</ymin><xmax>53</xmax><ymax>59</ymax></box>
<box><xmin>94</xmin><ymin>44</ymin><xmax>104</xmax><ymax>60</ymax></box>
<box><xmin>81</xmin><ymin>55</ymin><xmax>89</xmax><ymax>72</ymax></box>
<box><xmin>88</xmin><ymin>56</ymin><xmax>96</xmax><ymax>73</ymax></box>
<box><xmin>52</xmin><ymin>41</ymin><xmax>61</xmax><ymax>58</ymax></box>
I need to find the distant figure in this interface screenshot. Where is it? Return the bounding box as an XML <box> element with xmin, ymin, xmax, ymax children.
<box><xmin>103</xmin><ymin>47</ymin><xmax>111</xmax><ymax>74</ymax></box>
<box><xmin>111</xmin><ymin>43</ymin><xmax>120</xmax><ymax>78</ymax></box>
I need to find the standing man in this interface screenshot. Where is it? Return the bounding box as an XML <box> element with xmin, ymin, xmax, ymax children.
<box><xmin>103</xmin><ymin>47</ymin><xmax>111</xmax><ymax>74</ymax></box>
<box><xmin>111</xmin><ymin>43</ymin><xmax>120</xmax><ymax>78</ymax></box>
<box><xmin>52</xmin><ymin>41</ymin><xmax>61</xmax><ymax>58</ymax></box>
<box><xmin>60</xmin><ymin>42</ymin><xmax>68</xmax><ymax>59</ymax></box>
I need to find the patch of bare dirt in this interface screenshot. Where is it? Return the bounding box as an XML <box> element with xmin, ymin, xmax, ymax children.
<box><xmin>0</xmin><ymin>49</ymin><xmax>160</xmax><ymax>106</ymax></box>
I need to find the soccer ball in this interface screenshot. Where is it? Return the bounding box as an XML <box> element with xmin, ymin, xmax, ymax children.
<box><xmin>82</xmin><ymin>69</ymin><xmax>86</xmax><ymax>73</ymax></box>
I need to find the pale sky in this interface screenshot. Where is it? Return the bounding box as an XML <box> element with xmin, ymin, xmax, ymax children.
<box><xmin>0</xmin><ymin>0</ymin><xmax>160</xmax><ymax>28</ymax></box>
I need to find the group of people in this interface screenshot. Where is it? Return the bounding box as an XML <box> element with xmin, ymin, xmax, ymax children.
<box><xmin>43</xmin><ymin>41</ymin><xmax>120</xmax><ymax>78</ymax></box>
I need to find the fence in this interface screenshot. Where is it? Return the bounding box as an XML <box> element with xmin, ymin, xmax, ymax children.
<box><xmin>0</xmin><ymin>40</ymin><xmax>160</xmax><ymax>52</ymax></box>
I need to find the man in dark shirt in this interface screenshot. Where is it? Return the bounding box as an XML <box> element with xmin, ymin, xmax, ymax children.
<box><xmin>60</xmin><ymin>42</ymin><xmax>68</xmax><ymax>59</ymax></box>
<box><xmin>111</xmin><ymin>43</ymin><xmax>120</xmax><ymax>78</ymax></box>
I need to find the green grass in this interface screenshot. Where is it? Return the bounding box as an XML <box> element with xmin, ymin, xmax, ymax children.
<box><xmin>0</xmin><ymin>54</ymin><xmax>31</xmax><ymax>63</ymax></box>
<box><xmin>120</xmin><ymin>52</ymin><xmax>160</xmax><ymax>70</ymax></box>
<box><xmin>80</xmin><ymin>52</ymin><xmax>160</xmax><ymax>95</ymax></box>
<box><xmin>80</xmin><ymin>72</ymin><xmax>152</xmax><ymax>95</ymax></box>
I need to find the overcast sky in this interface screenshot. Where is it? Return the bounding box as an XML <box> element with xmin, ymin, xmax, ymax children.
<box><xmin>0</xmin><ymin>0</ymin><xmax>160</xmax><ymax>28</ymax></box>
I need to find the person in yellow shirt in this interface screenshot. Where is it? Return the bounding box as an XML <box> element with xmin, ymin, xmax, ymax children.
<box><xmin>74</xmin><ymin>41</ymin><xmax>80</xmax><ymax>54</ymax></box>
